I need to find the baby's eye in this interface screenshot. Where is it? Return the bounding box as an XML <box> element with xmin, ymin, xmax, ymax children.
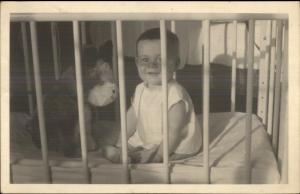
<box><xmin>141</xmin><ymin>57</ymin><xmax>149</xmax><ymax>63</ymax></box>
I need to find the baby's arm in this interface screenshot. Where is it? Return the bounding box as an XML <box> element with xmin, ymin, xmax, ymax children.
<box><xmin>104</xmin><ymin>105</ymin><xmax>137</xmax><ymax>162</ymax></box>
<box><xmin>138</xmin><ymin>100</ymin><xmax>187</xmax><ymax>163</ymax></box>
<box><xmin>116</xmin><ymin>105</ymin><xmax>137</xmax><ymax>145</ymax></box>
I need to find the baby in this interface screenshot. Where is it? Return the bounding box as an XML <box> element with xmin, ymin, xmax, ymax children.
<box><xmin>104</xmin><ymin>28</ymin><xmax>202</xmax><ymax>163</ymax></box>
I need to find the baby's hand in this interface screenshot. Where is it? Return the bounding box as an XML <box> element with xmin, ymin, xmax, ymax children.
<box><xmin>130</xmin><ymin>146</ymin><xmax>159</xmax><ymax>163</ymax></box>
<box><xmin>103</xmin><ymin>145</ymin><xmax>121</xmax><ymax>163</ymax></box>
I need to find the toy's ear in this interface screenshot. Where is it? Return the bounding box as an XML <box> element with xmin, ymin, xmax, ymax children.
<box><xmin>98</xmin><ymin>40</ymin><xmax>113</xmax><ymax>65</ymax></box>
<box><xmin>81</xmin><ymin>45</ymin><xmax>98</xmax><ymax>69</ymax></box>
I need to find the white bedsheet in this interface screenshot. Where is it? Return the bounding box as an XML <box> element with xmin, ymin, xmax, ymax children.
<box><xmin>183</xmin><ymin>112</ymin><xmax>278</xmax><ymax>183</ymax></box>
<box><xmin>179</xmin><ymin>112</ymin><xmax>276</xmax><ymax>168</ymax></box>
<box><xmin>127</xmin><ymin>112</ymin><xmax>280</xmax><ymax>184</ymax></box>
<box><xmin>10</xmin><ymin>112</ymin><xmax>280</xmax><ymax>184</ymax></box>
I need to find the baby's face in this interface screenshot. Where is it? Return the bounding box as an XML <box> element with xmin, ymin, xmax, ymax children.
<box><xmin>136</xmin><ymin>39</ymin><xmax>179</xmax><ymax>87</ymax></box>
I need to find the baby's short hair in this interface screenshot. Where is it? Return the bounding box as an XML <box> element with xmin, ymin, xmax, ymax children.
<box><xmin>136</xmin><ymin>28</ymin><xmax>179</xmax><ymax>56</ymax></box>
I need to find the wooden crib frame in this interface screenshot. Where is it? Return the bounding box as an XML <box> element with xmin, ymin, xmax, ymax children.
<box><xmin>9</xmin><ymin>13</ymin><xmax>288</xmax><ymax>184</ymax></box>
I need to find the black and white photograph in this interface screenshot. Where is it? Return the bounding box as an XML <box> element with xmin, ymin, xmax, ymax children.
<box><xmin>1</xmin><ymin>1</ymin><xmax>299</xmax><ymax>193</ymax></box>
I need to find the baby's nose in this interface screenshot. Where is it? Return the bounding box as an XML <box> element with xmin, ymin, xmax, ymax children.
<box><xmin>148</xmin><ymin>60</ymin><xmax>160</xmax><ymax>68</ymax></box>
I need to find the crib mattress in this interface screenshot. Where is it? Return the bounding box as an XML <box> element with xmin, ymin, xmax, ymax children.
<box><xmin>10</xmin><ymin>112</ymin><xmax>280</xmax><ymax>184</ymax></box>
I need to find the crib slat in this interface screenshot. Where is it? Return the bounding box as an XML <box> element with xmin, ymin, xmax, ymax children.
<box><xmin>160</xmin><ymin>20</ymin><xmax>170</xmax><ymax>184</ymax></box>
<box><xmin>170</xmin><ymin>20</ymin><xmax>177</xmax><ymax>80</ymax></box>
<box><xmin>257</xmin><ymin>20</ymin><xmax>272</xmax><ymax>124</ymax></box>
<box><xmin>21</xmin><ymin>22</ymin><xmax>34</xmax><ymax>116</ymax></box>
<box><xmin>203</xmin><ymin>19</ymin><xmax>210</xmax><ymax>184</ymax></box>
<box><xmin>111</xmin><ymin>21</ymin><xmax>120</xmax><ymax>123</ymax></box>
<box><xmin>279</xmin><ymin>20</ymin><xmax>288</xmax><ymax>183</ymax></box>
<box><xmin>272</xmin><ymin>20</ymin><xmax>283</xmax><ymax>156</ymax></box>
<box><xmin>245</xmin><ymin>19</ymin><xmax>255</xmax><ymax>184</ymax></box>
<box><xmin>111</xmin><ymin>21</ymin><xmax>118</xmax><ymax>83</ymax></box>
<box><xmin>80</xmin><ymin>22</ymin><xmax>87</xmax><ymax>45</ymax></box>
<box><xmin>116</xmin><ymin>20</ymin><xmax>130</xmax><ymax>183</ymax></box>
<box><xmin>72</xmin><ymin>21</ymin><xmax>90</xmax><ymax>183</ymax></box>
<box><xmin>29</xmin><ymin>21</ymin><xmax>51</xmax><ymax>183</ymax></box>
<box><xmin>267</xmin><ymin>20</ymin><xmax>277</xmax><ymax>135</ymax></box>
<box><xmin>51</xmin><ymin>22</ymin><xmax>60</xmax><ymax>80</ymax></box>
<box><xmin>171</xmin><ymin>20</ymin><xmax>176</xmax><ymax>33</ymax></box>
<box><xmin>231</xmin><ymin>20</ymin><xmax>237</xmax><ymax>113</ymax></box>
<box><xmin>140</xmin><ymin>22</ymin><xmax>145</xmax><ymax>33</ymax></box>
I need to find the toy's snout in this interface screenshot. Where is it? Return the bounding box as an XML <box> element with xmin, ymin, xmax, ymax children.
<box><xmin>88</xmin><ymin>82</ymin><xmax>118</xmax><ymax>107</ymax></box>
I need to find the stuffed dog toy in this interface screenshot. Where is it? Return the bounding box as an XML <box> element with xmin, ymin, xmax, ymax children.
<box><xmin>31</xmin><ymin>40</ymin><xmax>117</xmax><ymax>157</ymax></box>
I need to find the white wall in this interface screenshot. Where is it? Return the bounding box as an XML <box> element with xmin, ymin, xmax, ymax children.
<box><xmin>89</xmin><ymin>21</ymin><xmax>270</xmax><ymax>69</ymax></box>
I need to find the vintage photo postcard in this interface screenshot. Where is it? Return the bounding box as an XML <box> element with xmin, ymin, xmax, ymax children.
<box><xmin>1</xmin><ymin>1</ymin><xmax>299</xmax><ymax>194</ymax></box>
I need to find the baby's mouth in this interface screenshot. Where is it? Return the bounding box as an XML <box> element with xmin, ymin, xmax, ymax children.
<box><xmin>147</xmin><ymin>71</ymin><xmax>160</xmax><ymax>75</ymax></box>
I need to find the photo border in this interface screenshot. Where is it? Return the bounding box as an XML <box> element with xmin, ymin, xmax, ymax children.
<box><xmin>1</xmin><ymin>1</ymin><xmax>299</xmax><ymax>193</ymax></box>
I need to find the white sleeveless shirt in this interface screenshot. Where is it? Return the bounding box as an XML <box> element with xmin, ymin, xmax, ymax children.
<box><xmin>128</xmin><ymin>80</ymin><xmax>202</xmax><ymax>155</ymax></box>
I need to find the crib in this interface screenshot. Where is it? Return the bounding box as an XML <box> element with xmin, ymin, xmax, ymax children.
<box><xmin>8</xmin><ymin>13</ymin><xmax>288</xmax><ymax>185</ymax></box>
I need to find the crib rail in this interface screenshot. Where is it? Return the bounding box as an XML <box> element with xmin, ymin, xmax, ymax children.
<box><xmin>267</xmin><ymin>21</ymin><xmax>279</xmax><ymax>135</ymax></box>
<box><xmin>272</xmin><ymin>21</ymin><xmax>283</xmax><ymax>156</ymax></box>
<box><xmin>11</xmin><ymin>13</ymin><xmax>288</xmax><ymax>22</ymax></box>
<box><xmin>159</xmin><ymin>20</ymin><xmax>171</xmax><ymax>183</ymax></box>
<box><xmin>245</xmin><ymin>19</ymin><xmax>255</xmax><ymax>183</ymax></box>
<box><xmin>51</xmin><ymin>22</ymin><xmax>60</xmax><ymax>80</ymax></box>
<box><xmin>21</xmin><ymin>22</ymin><xmax>34</xmax><ymax>116</ymax></box>
<box><xmin>29</xmin><ymin>21</ymin><xmax>52</xmax><ymax>183</ymax></box>
<box><xmin>230</xmin><ymin>20</ymin><xmax>237</xmax><ymax>113</ymax></box>
<box><xmin>72</xmin><ymin>21</ymin><xmax>90</xmax><ymax>183</ymax></box>
<box><xmin>116</xmin><ymin>20</ymin><xmax>130</xmax><ymax>183</ymax></box>
<box><xmin>202</xmin><ymin>19</ymin><xmax>211</xmax><ymax>183</ymax></box>
<box><xmin>257</xmin><ymin>21</ymin><xmax>272</xmax><ymax>124</ymax></box>
<box><xmin>12</xmin><ymin>14</ymin><xmax>288</xmax><ymax>184</ymax></box>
